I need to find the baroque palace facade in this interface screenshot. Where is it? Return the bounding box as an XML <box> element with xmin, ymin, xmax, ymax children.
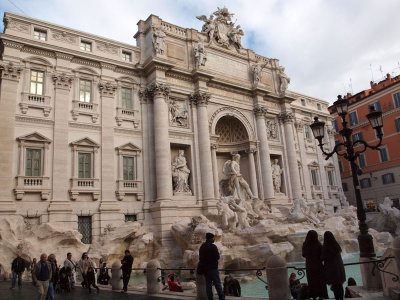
<box><xmin>0</xmin><ymin>9</ymin><xmax>343</xmax><ymax>244</ymax></box>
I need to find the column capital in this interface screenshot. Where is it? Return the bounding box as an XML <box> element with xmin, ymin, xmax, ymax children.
<box><xmin>211</xmin><ymin>143</ymin><xmax>219</xmax><ymax>150</ymax></box>
<box><xmin>52</xmin><ymin>72</ymin><xmax>74</xmax><ymax>90</ymax></box>
<box><xmin>253</xmin><ymin>104</ymin><xmax>267</xmax><ymax>118</ymax></box>
<box><xmin>145</xmin><ymin>82</ymin><xmax>170</xmax><ymax>99</ymax></box>
<box><xmin>98</xmin><ymin>81</ymin><xmax>117</xmax><ymax>97</ymax></box>
<box><xmin>0</xmin><ymin>62</ymin><xmax>23</xmax><ymax>81</ymax></box>
<box><xmin>190</xmin><ymin>91</ymin><xmax>210</xmax><ymax>106</ymax></box>
<box><xmin>278</xmin><ymin>111</ymin><xmax>294</xmax><ymax>123</ymax></box>
<box><xmin>246</xmin><ymin>147</ymin><xmax>257</xmax><ymax>154</ymax></box>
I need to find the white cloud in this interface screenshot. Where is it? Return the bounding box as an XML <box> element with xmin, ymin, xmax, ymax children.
<box><xmin>2</xmin><ymin>0</ymin><xmax>399</xmax><ymax>103</ymax></box>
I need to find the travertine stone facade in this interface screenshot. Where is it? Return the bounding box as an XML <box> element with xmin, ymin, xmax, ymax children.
<box><xmin>0</xmin><ymin>11</ymin><xmax>343</xmax><ymax>244</ymax></box>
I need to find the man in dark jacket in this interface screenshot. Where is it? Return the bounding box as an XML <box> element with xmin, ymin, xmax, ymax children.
<box><xmin>10</xmin><ymin>253</ymin><xmax>25</xmax><ymax>289</ymax></box>
<box><xmin>121</xmin><ymin>250</ymin><xmax>134</xmax><ymax>292</ymax></box>
<box><xmin>199</xmin><ymin>233</ymin><xmax>225</xmax><ymax>300</ymax></box>
<box><xmin>32</xmin><ymin>253</ymin><xmax>52</xmax><ymax>300</ymax></box>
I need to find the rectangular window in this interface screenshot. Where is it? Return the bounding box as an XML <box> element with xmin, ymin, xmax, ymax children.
<box><xmin>369</xmin><ymin>101</ymin><xmax>381</xmax><ymax>112</ymax></box>
<box><xmin>78</xmin><ymin>153</ymin><xmax>92</xmax><ymax>178</ymax></box>
<box><xmin>121</xmin><ymin>88</ymin><xmax>133</xmax><ymax>109</ymax></box>
<box><xmin>393</xmin><ymin>92</ymin><xmax>400</xmax><ymax>108</ymax></box>
<box><xmin>360</xmin><ymin>178</ymin><xmax>371</xmax><ymax>188</ymax></box>
<box><xmin>342</xmin><ymin>182</ymin><xmax>348</xmax><ymax>192</ymax></box>
<box><xmin>123</xmin><ymin>156</ymin><xmax>135</xmax><ymax>180</ymax></box>
<box><xmin>125</xmin><ymin>214</ymin><xmax>137</xmax><ymax>222</ymax></box>
<box><xmin>33</xmin><ymin>29</ymin><xmax>47</xmax><ymax>41</ymax></box>
<box><xmin>25</xmin><ymin>149</ymin><xmax>41</xmax><ymax>176</ymax></box>
<box><xmin>304</xmin><ymin>125</ymin><xmax>312</xmax><ymax>139</ymax></box>
<box><xmin>317</xmin><ymin>103</ymin><xmax>321</xmax><ymax>110</ymax></box>
<box><xmin>332</xmin><ymin>120</ymin><xmax>338</xmax><ymax>132</ymax></box>
<box><xmin>30</xmin><ymin>70</ymin><xmax>44</xmax><ymax>95</ymax></box>
<box><xmin>395</xmin><ymin>118</ymin><xmax>400</xmax><ymax>133</ymax></box>
<box><xmin>79</xmin><ymin>79</ymin><xmax>92</xmax><ymax>102</ymax></box>
<box><xmin>311</xmin><ymin>169</ymin><xmax>319</xmax><ymax>185</ymax></box>
<box><xmin>352</xmin><ymin>132</ymin><xmax>363</xmax><ymax>145</ymax></box>
<box><xmin>382</xmin><ymin>173</ymin><xmax>395</xmax><ymax>184</ymax></box>
<box><xmin>80</xmin><ymin>40</ymin><xmax>92</xmax><ymax>52</ymax></box>
<box><xmin>301</xmin><ymin>99</ymin><xmax>306</xmax><ymax>106</ymax></box>
<box><xmin>338</xmin><ymin>159</ymin><xmax>343</xmax><ymax>173</ymax></box>
<box><xmin>349</xmin><ymin>111</ymin><xmax>358</xmax><ymax>126</ymax></box>
<box><xmin>327</xmin><ymin>170</ymin><xmax>335</xmax><ymax>186</ymax></box>
<box><xmin>379</xmin><ymin>147</ymin><xmax>389</xmax><ymax>162</ymax></box>
<box><xmin>358</xmin><ymin>153</ymin><xmax>366</xmax><ymax>169</ymax></box>
<box><xmin>78</xmin><ymin>216</ymin><xmax>92</xmax><ymax>244</ymax></box>
<box><xmin>122</xmin><ymin>51</ymin><xmax>131</xmax><ymax>62</ymax></box>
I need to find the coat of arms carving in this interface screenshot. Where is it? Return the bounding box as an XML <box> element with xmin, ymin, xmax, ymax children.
<box><xmin>196</xmin><ymin>7</ymin><xmax>244</xmax><ymax>50</ymax></box>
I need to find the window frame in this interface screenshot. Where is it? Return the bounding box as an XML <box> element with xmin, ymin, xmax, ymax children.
<box><xmin>326</xmin><ymin>169</ymin><xmax>335</xmax><ymax>186</ymax></box>
<box><xmin>33</xmin><ymin>28</ymin><xmax>47</xmax><ymax>41</ymax></box>
<box><xmin>369</xmin><ymin>101</ymin><xmax>381</xmax><ymax>112</ymax></box>
<box><xmin>379</xmin><ymin>146</ymin><xmax>389</xmax><ymax>162</ymax></box>
<box><xmin>30</xmin><ymin>70</ymin><xmax>45</xmax><ymax>95</ymax></box>
<box><xmin>122</xmin><ymin>51</ymin><xmax>132</xmax><ymax>62</ymax></box>
<box><xmin>310</xmin><ymin>168</ymin><xmax>320</xmax><ymax>186</ymax></box>
<box><xmin>80</xmin><ymin>40</ymin><xmax>92</xmax><ymax>52</ymax></box>
<box><xmin>360</xmin><ymin>178</ymin><xmax>371</xmax><ymax>188</ymax></box>
<box><xmin>79</xmin><ymin>79</ymin><xmax>92</xmax><ymax>103</ymax></box>
<box><xmin>393</xmin><ymin>91</ymin><xmax>400</xmax><ymax>108</ymax></box>
<box><xmin>382</xmin><ymin>173</ymin><xmax>395</xmax><ymax>184</ymax></box>
<box><xmin>358</xmin><ymin>153</ymin><xmax>366</xmax><ymax>169</ymax></box>
<box><xmin>123</xmin><ymin>155</ymin><xmax>136</xmax><ymax>180</ymax></box>
<box><xmin>78</xmin><ymin>152</ymin><xmax>92</xmax><ymax>179</ymax></box>
<box><xmin>332</xmin><ymin>120</ymin><xmax>338</xmax><ymax>132</ymax></box>
<box><xmin>395</xmin><ymin>118</ymin><xmax>400</xmax><ymax>133</ymax></box>
<box><xmin>301</xmin><ymin>99</ymin><xmax>306</xmax><ymax>106</ymax></box>
<box><xmin>25</xmin><ymin>148</ymin><xmax>42</xmax><ymax>177</ymax></box>
<box><xmin>121</xmin><ymin>87</ymin><xmax>133</xmax><ymax>110</ymax></box>
<box><xmin>352</xmin><ymin>132</ymin><xmax>363</xmax><ymax>143</ymax></box>
<box><xmin>349</xmin><ymin>111</ymin><xmax>359</xmax><ymax>126</ymax></box>
<box><xmin>317</xmin><ymin>103</ymin><xmax>322</xmax><ymax>110</ymax></box>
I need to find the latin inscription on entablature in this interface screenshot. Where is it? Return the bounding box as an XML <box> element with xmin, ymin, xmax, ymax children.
<box><xmin>265</xmin><ymin>101</ymin><xmax>280</xmax><ymax>110</ymax></box>
<box><xmin>166</xmin><ymin>77</ymin><xmax>193</xmax><ymax>89</ymax></box>
<box><xmin>208</xmin><ymin>86</ymin><xmax>252</xmax><ymax>102</ymax></box>
<box><xmin>207</xmin><ymin>52</ymin><xmax>248</xmax><ymax>79</ymax></box>
<box><xmin>167</xmin><ymin>43</ymin><xmax>185</xmax><ymax>61</ymax></box>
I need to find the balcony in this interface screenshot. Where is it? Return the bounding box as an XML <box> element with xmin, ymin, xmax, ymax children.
<box><xmin>14</xmin><ymin>175</ymin><xmax>50</xmax><ymax>200</ymax></box>
<box><xmin>115</xmin><ymin>180</ymin><xmax>143</xmax><ymax>201</ymax></box>
<box><xmin>69</xmin><ymin>178</ymin><xmax>100</xmax><ymax>200</ymax></box>
<box><xmin>71</xmin><ymin>100</ymin><xmax>99</xmax><ymax>123</ymax></box>
<box><xmin>20</xmin><ymin>93</ymin><xmax>52</xmax><ymax>117</ymax></box>
<box><xmin>115</xmin><ymin>107</ymin><xmax>139</xmax><ymax>127</ymax></box>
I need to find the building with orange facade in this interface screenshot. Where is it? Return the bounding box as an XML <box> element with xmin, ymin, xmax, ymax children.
<box><xmin>329</xmin><ymin>74</ymin><xmax>400</xmax><ymax>210</ymax></box>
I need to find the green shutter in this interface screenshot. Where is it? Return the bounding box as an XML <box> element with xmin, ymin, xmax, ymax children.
<box><xmin>123</xmin><ymin>156</ymin><xmax>134</xmax><ymax>180</ymax></box>
<box><xmin>26</xmin><ymin>149</ymin><xmax>32</xmax><ymax>176</ymax></box>
<box><xmin>25</xmin><ymin>149</ymin><xmax>41</xmax><ymax>176</ymax></box>
<box><xmin>78</xmin><ymin>153</ymin><xmax>91</xmax><ymax>178</ymax></box>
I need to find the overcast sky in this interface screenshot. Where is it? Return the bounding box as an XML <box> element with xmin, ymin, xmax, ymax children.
<box><xmin>1</xmin><ymin>0</ymin><xmax>399</xmax><ymax>103</ymax></box>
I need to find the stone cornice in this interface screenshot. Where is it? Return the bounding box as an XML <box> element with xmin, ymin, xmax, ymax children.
<box><xmin>68</xmin><ymin>122</ymin><xmax>101</xmax><ymax>131</ymax></box>
<box><xmin>253</xmin><ymin>104</ymin><xmax>267</xmax><ymax>118</ymax></box>
<box><xmin>1</xmin><ymin>39</ymin><xmax>23</xmax><ymax>50</ymax></box>
<box><xmin>190</xmin><ymin>91</ymin><xmax>210</xmax><ymax>106</ymax></box>
<box><xmin>16</xmin><ymin>115</ymin><xmax>54</xmax><ymax>125</ymax></box>
<box><xmin>99</xmin><ymin>81</ymin><xmax>117</xmax><ymax>97</ymax></box>
<box><xmin>100</xmin><ymin>62</ymin><xmax>117</xmax><ymax>71</ymax></box>
<box><xmin>71</xmin><ymin>57</ymin><xmax>101</xmax><ymax>68</ymax></box>
<box><xmin>0</xmin><ymin>61</ymin><xmax>23</xmax><ymax>81</ymax></box>
<box><xmin>142</xmin><ymin>57</ymin><xmax>175</xmax><ymax>76</ymax></box>
<box><xmin>55</xmin><ymin>52</ymin><xmax>73</xmax><ymax>61</ymax></box>
<box><xmin>52</xmin><ymin>72</ymin><xmax>74</xmax><ymax>90</ymax></box>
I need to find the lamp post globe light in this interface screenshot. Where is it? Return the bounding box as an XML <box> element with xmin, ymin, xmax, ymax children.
<box><xmin>310</xmin><ymin>95</ymin><xmax>384</xmax><ymax>258</ymax></box>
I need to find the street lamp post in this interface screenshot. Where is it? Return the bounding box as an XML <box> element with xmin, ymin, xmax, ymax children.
<box><xmin>310</xmin><ymin>95</ymin><xmax>384</xmax><ymax>258</ymax></box>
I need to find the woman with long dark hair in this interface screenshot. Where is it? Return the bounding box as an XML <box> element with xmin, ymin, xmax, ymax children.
<box><xmin>302</xmin><ymin>230</ymin><xmax>328</xmax><ymax>300</ymax></box>
<box><xmin>322</xmin><ymin>231</ymin><xmax>346</xmax><ymax>300</ymax></box>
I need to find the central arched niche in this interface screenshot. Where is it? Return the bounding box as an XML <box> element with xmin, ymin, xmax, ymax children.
<box><xmin>215</xmin><ymin>116</ymin><xmax>251</xmax><ymax>196</ymax></box>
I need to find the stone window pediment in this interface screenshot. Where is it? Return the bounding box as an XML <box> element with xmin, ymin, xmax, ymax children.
<box><xmin>71</xmin><ymin>137</ymin><xmax>100</xmax><ymax>148</ymax></box>
<box><xmin>17</xmin><ymin>132</ymin><xmax>52</xmax><ymax>144</ymax></box>
<box><xmin>116</xmin><ymin>142</ymin><xmax>141</xmax><ymax>153</ymax></box>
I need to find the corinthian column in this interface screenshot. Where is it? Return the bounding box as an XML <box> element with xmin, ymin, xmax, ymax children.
<box><xmin>190</xmin><ymin>91</ymin><xmax>214</xmax><ymax>200</ymax></box>
<box><xmin>146</xmin><ymin>82</ymin><xmax>173</xmax><ymax>201</ymax></box>
<box><xmin>279</xmin><ymin>111</ymin><xmax>302</xmax><ymax>199</ymax></box>
<box><xmin>253</xmin><ymin>105</ymin><xmax>274</xmax><ymax>200</ymax></box>
<box><xmin>246</xmin><ymin>147</ymin><xmax>258</xmax><ymax>199</ymax></box>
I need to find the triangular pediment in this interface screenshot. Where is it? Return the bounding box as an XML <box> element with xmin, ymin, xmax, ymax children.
<box><xmin>309</xmin><ymin>161</ymin><xmax>319</xmax><ymax>167</ymax></box>
<box><xmin>17</xmin><ymin>132</ymin><xmax>51</xmax><ymax>143</ymax></box>
<box><xmin>116</xmin><ymin>142</ymin><xmax>141</xmax><ymax>152</ymax></box>
<box><xmin>70</xmin><ymin>137</ymin><xmax>100</xmax><ymax>148</ymax></box>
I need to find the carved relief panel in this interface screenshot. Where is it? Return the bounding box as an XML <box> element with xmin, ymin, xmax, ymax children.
<box><xmin>265</xmin><ymin>118</ymin><xmax>279</xmax><ymax>141</ymax></box>
<box><xmin>169</xmin><ymin>98</ymin><xmax>189</xmax><ymax>128</ymax></box>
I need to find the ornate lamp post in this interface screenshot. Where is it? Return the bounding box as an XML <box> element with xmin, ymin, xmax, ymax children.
<box><xmin>310</xmin><ymin>95</ymin><xmax>383</xmax><ymax>258</ymax></box>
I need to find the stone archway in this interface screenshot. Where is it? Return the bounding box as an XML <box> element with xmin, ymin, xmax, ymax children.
<box><xmin>215</xmin><ymin>116</ymin><xmax>249</xmax><ymax>144</ymax></box>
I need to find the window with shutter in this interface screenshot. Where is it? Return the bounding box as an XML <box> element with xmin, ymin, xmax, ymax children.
<box><xmin>78</xmin><ymin>153</ymin><xmax>91</xmax><ymax>178</ymax></box>
<box><xmin>25</xmin><ymin>149</ymin><xmax>41</xmax><ymax>176</ymax></box>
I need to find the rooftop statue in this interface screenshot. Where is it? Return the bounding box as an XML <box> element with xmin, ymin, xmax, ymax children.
<box><xmin>196</xmin><ymin>7</ymin><xmax>244</xmax><ymax>50</ymax></box>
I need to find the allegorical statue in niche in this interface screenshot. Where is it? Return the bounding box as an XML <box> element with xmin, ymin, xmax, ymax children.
<box><xmin>193</xmin><ymin>39</ymin><xmax>207</xmax><ymax>69</ymax></box>
<box><xmin>251</xmin><ymin>62</ymin><xmax>268</xmax><ymax>86</ymax></box>
<box><xmin>169</xmin><ymin>100</ymin><xmax>188</xmax><ymax>127</ymax></box>
<box><xmin>278</xmin><ymin>66</ymin><xmax>290</xmax><ymax>95</ymax></box>
<box><xmin>271</xmin><ymin>159</ymin><xmax>283</xmax><ymax>194</ymax></box>
<box><xmin>152</xmin><ymin>25</ymin><xmax>166</xmax><ymax>55</ymax></box>
<box><xmin>171</xmin><ymin>150</ymin><xmax>191</xmax><ymax>194</ymax></box>
<box><xmin>223</xmin><ymin>154</ymin><xmax>256</xmax><ymax>201</ymax></box>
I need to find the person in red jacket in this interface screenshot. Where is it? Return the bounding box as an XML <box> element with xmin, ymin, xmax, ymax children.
<box><xmin>167</xmin><ymin>273</ymin><xmax>183</xmax><ymax>292</ymax></box>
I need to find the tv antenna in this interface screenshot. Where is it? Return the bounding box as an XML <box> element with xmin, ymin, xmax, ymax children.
<box><xmin>369</xmin><ymin>64</ymin><xmax>375</xmax><ymax>82</ymax></box>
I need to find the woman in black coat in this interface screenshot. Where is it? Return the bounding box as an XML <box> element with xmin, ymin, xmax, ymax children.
<box><xmin>322</xmin><ymin>231</ymin><xmax>346</xmax><ymax>300</ymax></box>
<box><xmin>302</xmin><ymin>230</ymin><xmax>328</xmax><ymax>300</ymax></box>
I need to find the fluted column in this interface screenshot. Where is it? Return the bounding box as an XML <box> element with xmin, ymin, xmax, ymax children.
<box><xmin>253</xmin><ymin>105</ymin><xmax>274</xmax><ymax>200</ymax></box>
<box><xmin>147</xmin><ymin>82</ymin><xmax>172</xmax><ymax>201</ymax></box>
<box><xmin>211</xmin><ymin>143</ymin><xmax>220</xmax><ymax>199</ymax></box>
<box><xmin>190</xmin><ymin>91</ymin><xmax>214</xmax><ymax>200</ymax></box>
<box><xmin>247</xmin><ymin>147</ymin><xmax>258</xmax><ymax>199</ymax></box>
<box><xmin>279</xmin><ymin>111</ymin><xmax>302</xmax><ymax>199</ymax></box>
